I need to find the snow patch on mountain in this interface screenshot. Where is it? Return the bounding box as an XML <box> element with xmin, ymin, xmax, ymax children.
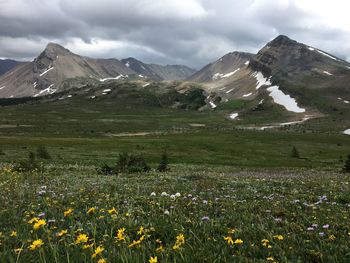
<box><xmin>212</xmin><ymin>68</ymin><xmax>240</xmax><ymax>80</ymax></box>
<box><xmin>244</xmin><ymin>61</ymin><xmax>250</xmax><ymax>66</ymax></box>
<box><xmin>316</xmin><ymin>50</ymin><xmax>338</xmax><ymax>61</ymax></box>
<box><xmin>323</xmin><ymin>71</ymin><xmax>333</xmax><ymax>76</ymax></box>
<box><xmin>226</xmin><ymin>88</ymin><xmax>234</xmax><ymax>94</ymax></box>
<box><xmin>267</xmin><ymin>86</ymin><xmax>305</xmax><ymax>113</ymax></box>
<box><xmin>243</xmin><ymin>92</ymin><xmax>252</xmax><ymax>97</ymax></box>
<box><xmin>229</xmin><ymin>113</ymin><xmax>239</xmax><ymax>120</ymax></box>
<box><xmin>344</xmin><ymin>129</ymin><xmax>350</xmax><ymax>135</ymax></box>
<box><xmin>252</xmin><ymin>72</ymin><xmax>272</xmax><ymax>90</ymax></box>
<box><xmin>99</xmin><ymin>75</ymin><xmax>125</xmax><ymax>82</ymax></box>
<box><xmin>0</xmin><ymin>86</ymin><xmax>5</xmax><ymax>90</ymax></box>
<box><xmin>142</xmin><ymin>83</ymin><xmax>150</xmax><ymax>87</ymax></box>
<box><xmin>34</xmin><ymin>84</ymin><xmax>56</xmax><ymax>97</ymax></box>
<box><xmin>40</xmin><ymin>66</ymin><xmax>54</xmax><ymax>77</ymax></box>
<box><xmin>209</xmin><ymin>101</ymin><xmax>217</xmax><ymax>109</ymax></box>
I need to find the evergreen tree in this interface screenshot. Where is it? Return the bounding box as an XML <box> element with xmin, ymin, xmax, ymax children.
<box><xmin>157</xmin><ymin>151</ymin><xmax>169</xmax><ymax>172</ymax></box>
<box><xmin>291</xmin><ymin>146</ymin><xmax>300</xmax><ymax>158</ymax></box>
<box><xmin>343</xmin><ymin>154</ymin><xmax>350</xmax><ymax>173</ymax></box>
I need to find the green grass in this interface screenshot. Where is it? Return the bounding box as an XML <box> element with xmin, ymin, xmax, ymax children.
<box><xmin>0</xmin><ymin>80</ymin><xmax>350</xmax><ymax>262</ymax></box>
<box><xmin>0</xmin><ymin>165</ymin><xmax>349</xmax><ymax>262</ymax></box>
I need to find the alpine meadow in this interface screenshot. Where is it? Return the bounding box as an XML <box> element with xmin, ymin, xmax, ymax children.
<box><xmin>0</xmin><ymin>1</ymin><xmax>350</xmax><ymax>262</ymax></box>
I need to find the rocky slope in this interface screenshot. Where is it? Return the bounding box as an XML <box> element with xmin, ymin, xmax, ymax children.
<box><xmin>0</xmin><ymin>59</ymin><xmax>22</xmax><ymax>76</ymax></box>
<box><xmin>188</xmin><ymin>35</ymin><xmax>350</xmax><ymax>124</ymax></box>
<box><xmin>0</xmin><ymin>43</ymin><xmax>135</xmax><ymax>98</ymax></box>
<box><xmin>121</xmin><ymin>57</ymin><xmax>196</xmax><ymax>81</ymax></box>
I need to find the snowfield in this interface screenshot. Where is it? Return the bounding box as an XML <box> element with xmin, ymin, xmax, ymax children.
<box><xmin>243</xmin><ymin>92</ymin><xmax>252</xmax><ymax>97</ymax></box>
<box><xmin>40</xmin><ymin>66</ymin><xmax>54</xmax><ymax>77</ymax></box>
<box><xmin>212</xmin><ymin>68</ymin><xmax>240</xmax><ymax>80</ymax></box>
<box><xmin>0</xmin><ymin>86</ymin><xmax>5</xmax><ymax>90</ymax></box>
<box><xmin>267</xmin><ymin>86</ymin><xmax>305</xmax><ymax>113</ymax></box>
<box><xmin>323</xmin><ymin>71</ymin><xmax>333</xmax><ymax>76</ymax></box>
<box><xmin>99</xmin><ymin>75</ymin><xmax>125</xmax><ymax>82</ymax></box>
<box><xmin>252</xmin><ymin>72</ymin><xmax>272</xmax><ymax>90</ymax></box>
<box><xmin>229</xmin><ymin>113</ymin><xmax>239</xmax><ymax>120</ymax></box>
<box><xmin>34</xmin><ymin>84</ymin><xmax>56</xmax><ymax>97</ymax></box>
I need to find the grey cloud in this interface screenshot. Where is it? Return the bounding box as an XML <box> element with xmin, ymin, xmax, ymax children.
<box><xmin>0</xmin><ymin>0</ymin><xmax>348</xmax><ymax>68</ymax></box>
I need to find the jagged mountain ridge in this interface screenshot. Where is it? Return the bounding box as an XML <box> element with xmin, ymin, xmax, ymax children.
<box><xmin>121</xmin><ymin>57</ymin><xmax>196</xmax><ymax>81</ymax></box>
<box><xmin>0</xmin><ymin>43</ymin><xmax>195</xmax><ymax>98</ymax></box>
<box><xmin>0</xmin><ymin>59</ymin><xmax>22</xmax><ymax>76</ymax></box>
<box><xmin>187</xmin><ymin>35</ymin><xmax>350</xmax><ymax>121</ymax></box>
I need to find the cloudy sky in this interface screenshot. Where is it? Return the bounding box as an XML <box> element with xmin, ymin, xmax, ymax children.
<box><xmin>0</xmin><ymin>0</ymin><xmax>349</xmax><ymax>68</ymax></box>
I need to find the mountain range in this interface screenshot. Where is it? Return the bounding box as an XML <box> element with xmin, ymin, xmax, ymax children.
<box><xmin>0</xmin><ymin>43</ymin><xmax>195</xmax><ymax>98</ymax></box>
<box><xmin>0</xmin><ymin>59</ymin><xmax>22</xmax><ymax>76</ymax></box>
<box><xmin>0</xmin><ymin>35</ymin><xmax>349</xmax><ymax>132</ymax></box>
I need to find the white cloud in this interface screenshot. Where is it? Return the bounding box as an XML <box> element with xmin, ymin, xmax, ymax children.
<box><xmin>0</xmin><ymin>0</ymin><xmax>349</xmax><ymax>67</ymax></box>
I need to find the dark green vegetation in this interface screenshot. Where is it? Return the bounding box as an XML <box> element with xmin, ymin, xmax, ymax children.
<box><xmin>0</xmin><ymin>80</ymin><xmax>349</xmax><ymax>262</ymax></box>
<box><xmin>0</xmin><ymin>166</ymin><xmax>349</xmax><ymax>262</ymax></box>
<box><xmin>0</xmin><ymin>81</ymin><xmax>349</xmax><ymax>170</ymax></box>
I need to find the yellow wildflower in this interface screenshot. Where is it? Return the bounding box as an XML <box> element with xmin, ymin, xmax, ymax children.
<box><xmin>92</xmin><ymin>245</ymin><xmax>105</xmax><ymax>258</ymax></box>
<box><xmin>262</xmin><ymin>239</ymin><xmax>270</xmax><ymax>247</ymax></box>
<box><xmin>267</xmin><ymin>256</ymin><xmax>275</xmax><ymax>261</ymax></box>
<box><xmin>83</xmin><ymin>243</ymin><xmax>94</xmax><ymax>249</ymax></box>
<box><xmin>156</xmin><ymin>245</ymin><xmax>164</xmax><ymax>253</ymax></box>
<box><xmin>33</xmin><ymin>219</ymin><xmax>46</xmax><ymax>230</ymax></box>
<box><xmin>28</xmin><ymin>217</ymin><xmax>39</xmax><ymax>224</ymax></box>
<box><xmin>64</xmin><ymin>208</ymin><xmax>74</xmax><ymax>217</ymax></box>
<box><xmin>75</xmin><ymin>234</ymin><xmax>89</xmax><ymax>244</ymax></box>
<box><xmin>273</xmin><ymin>235</ymin><xmax>284</xmax><ymax>241</ymax></box>
<box><xmin>224</xmin><ymin>236</ymin><xmax>234</xmax><ymax>245</ymax></box>
<box><xmin>87</xmin><ymin>207</ymin><xmax>96</xmax><ymax>215</ymax></box>
<box><xmin>108</xmin><ymin>207</ymin><xmax>117</xmax><ymax>215</ymax></box>
<box><xmin>137</xmin><ymin>226</ymin><xmax>144</xmax><ymax>235</ymax></box>
<box><xmin>173</xmin><ymin>233</ymin><xmax>185</xmax><ymax>250</ymax></box>
<box><xmin>228</xmin><ymin>228</ymin><xmax>237</xmax><ymax>234</ymax></box>
<box><xmin>29</xmin><ymin>239</ymin><xmax>44</xmax><ymax>250</ymax></box>
<box><xmin>10</xmin><ymin>230</ymin><xmax>17</xmax><ymax>237</ymax></box>
<box><xmin>329</xmin><ymin>234</ymin><xmax>336</xmax><ymax>241</ymax></box>
<box><xmin>97</xmin><ymin>259</ymin><xmax>107</xmax><ymax>263</ymax></box>
<box><xmin>149</xmin><ymin>256</ymin><xmax>158</xmax><ymax>263</ymax></box>
<box><xmin>128</xmin><ymin>235</ymin><xmax>145</xmax><ymax>248</ymax></box>
<box><xmin>115</xmin><ymin>228</ymin><xmax>126</xmax><ymax>241</ymax></box>
<box><xmin>234</xmin><ymin>239</ymin><xmax>243</xmax><ymax>245</ymax></box>
<box><xmin>14</xmin><ymin>248</ymin><xmax>23</xmax><ymax>253</ymax></box>
<box><xmin>57</xmin><ymin>229</ymin><xmax>68</xmax><ymax>238</ymax></box>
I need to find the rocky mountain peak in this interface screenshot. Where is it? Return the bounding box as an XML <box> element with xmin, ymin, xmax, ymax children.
<box><xmin>268</xmin><ymin>35</ymin><xmax>298</xmax><ymax>47</ymax></box>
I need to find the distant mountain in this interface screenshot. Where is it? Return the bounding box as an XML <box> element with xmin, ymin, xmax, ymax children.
<box><xmin>0</xmin><ymin>44</ymin><xmax>197</xmax><ymax>98</ymax></box>
<box><xmin>188</xmin><ymin>35</ymin><xmax>350</xmax><ymax>121</ymax></box>
<box><xmin>187</xmin><ymin>52</ymin><xmax>254</xmax><ymax>83</ymax></box>
<box><xmin>121</xmin><ymin>57</ymin><xmax>196</xmax><ymax>81</ymax></box>
<box><xmin>0</xmin><ymin>43</ymin><xmax>135</xmax><ymax>98</ymax></box>
<box><xmin>0</xmin><ymin>59</ymin><xmax>22</xmax><ymax>76</ymax></box>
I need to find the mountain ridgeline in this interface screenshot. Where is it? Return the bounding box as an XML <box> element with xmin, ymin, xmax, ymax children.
<box><xmin>0</xmin><ymin>43</ymin><xmax>195</xmax><ymax>98</ymax></box>
<box><xmin>0</xmin><ymin>35</ymin><xmax>349</xmax><ymax>133</ymax></box>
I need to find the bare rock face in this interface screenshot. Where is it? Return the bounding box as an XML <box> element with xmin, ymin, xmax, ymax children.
<box><xmin>0</xmin><ymin>43</ymin><xmax>135</xmax><ymax>98</ymax></box>
<box><xmin>187</xmin><ymin>51</ymin><xmax>254</xmax><ymax>83</ymax></box>
<box><xmin>121</xmin><ymin>57</ymin><xmax>196</xmax><ymax>81</ymax></box>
